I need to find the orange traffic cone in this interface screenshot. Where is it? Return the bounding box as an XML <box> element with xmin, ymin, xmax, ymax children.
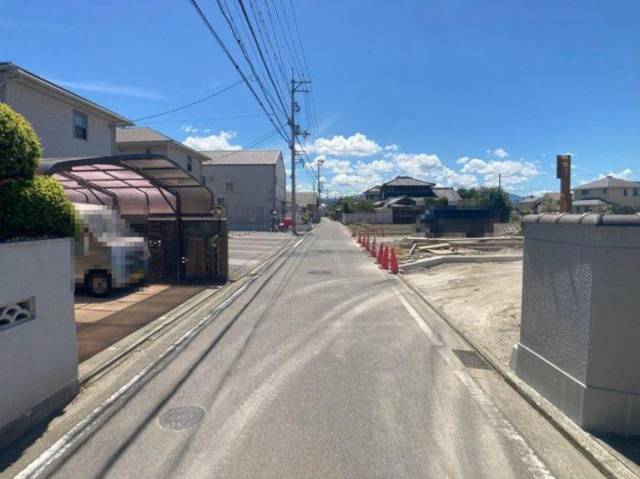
<box><xmin>390</xmin><ymin>246</ymin><xmax>399</xmax><ymax>274</ymax></box>
<box><xmin>357</xmin><ymin>232</ymin><xmax>362</xmax><ymax>245</ymax></box>
<box><xmin>370</xmin><ymin>236</ymin><xmax>377</xmax><ymax>257</ymax></box>
<box><xmin>376</xmin><ymin>243</ymin><xmax>384</xmax><ymax>264</ymax></box>
<box><xmin>381</xmin><ymin>245</ymin><xmax>389</xmax><ymax>269</ymax></box>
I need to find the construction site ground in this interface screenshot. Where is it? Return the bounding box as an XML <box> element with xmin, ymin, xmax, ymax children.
<box><xmin>403</xmin><ymin>260</ymin><xmax>523</xmax><ymax>366</ymax></box>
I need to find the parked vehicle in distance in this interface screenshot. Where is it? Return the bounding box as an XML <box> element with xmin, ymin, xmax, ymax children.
<box><xmin>72</xmin><ymin>203</ymin><xmax>148</xmax><ymax>296</ymax></box>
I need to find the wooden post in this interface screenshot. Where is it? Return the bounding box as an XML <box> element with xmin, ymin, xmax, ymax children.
<box><xmin>556</xmin><ymin>154</ymin><xmax>572</xmax><ymax>213</ymax></box>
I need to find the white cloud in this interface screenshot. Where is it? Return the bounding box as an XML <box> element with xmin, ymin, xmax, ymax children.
<box><xmin>323</xmin><ymin>157</ymin><xmax>351</xmax><ymax>175</ymax></box>
<box><xmin>394</xmin><ymin>153</ymin><xmax>442</xmax><ymax>177</ymax></box>
<box><xmin>183</xmin><ymin>130</ymin><xmax>242</xmax><ymax>151</ymax></box>
<box><xmin>457</xmin><ymin>156</ymin><xmax>470</xmax><ymax>164</ymax></box>
<box><xmin>48</xmin><ymin>77</ymin><xmax>164</xmax><ymax>100</ymax></box>
<box><xmin>460</xmin><ymin>158</ymin><xmax>539</xmax><ymax>186</ymax></box>
<box><xmin>181</xmin><ymin>125</ymin><xmax>199</xmax><ymax>134</ymax></box>
<box><xmin>598</xmin><ymin>168</ymin><xmax>634</xmax><ymax>180</ymax></box>
<box><xmin>309</xmin><ymin>133</ymin><xmax>394</xmax><ymax>157</ymax></box>
<box><xmin>487</xmin><ymin>147</ymin><xmax>509</xmax><ymax>159</ymax></box>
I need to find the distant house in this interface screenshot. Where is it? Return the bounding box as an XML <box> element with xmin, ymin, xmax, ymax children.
<box><xmin>373</xmin><ymin>195</ymin><xmax>420</xmax><ymax>224</ymax></box>
<box><xmin>432</xmin><ymin>187</ymin><xmax>461</xmax><ymax>205</ymax></box>
<box><xmin>380</xmin><ymin>176</ymin><xmax>436</xmax><ymax>200</ymax></box>
<box><xmin>286</xmin><ymin>191</ymin><xmax>317</xmax><ymax>211</ymax></box>
<box><xmin>199</xmin><ymin>150</ymin><xmax>286</xmax><ymax>231</ymax></box>
<box><xmin>0</xmin><ymin>62</ymin><xmax>132</xmax><ymax>157</ymax></box>
<box><xmin>516</xmin><ymin>192</ymin><xmax>561</xmax><ymax>214</ymax></box>
<box><xmin>116</xmin><ymin>127</ymin><xmax>205</xmax><ymax>184</ymax></box>
<box><xmin>572</xmin><ymin>176</ymin><xmax>640</xmax><ymax>212</ymax></box>
<box><xmin>362</xmin><ymin>185</ymin><xmax>382</xmax><ymax>201</ymax></box>
<box><xmin>362</xmin><ymin>176</ymin><xmax>460</xmax><ymax>205</ymax></box>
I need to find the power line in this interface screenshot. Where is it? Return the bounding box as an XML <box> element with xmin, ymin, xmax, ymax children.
<box><xmin>216</xmin><ymin>0</ymin><xmax>288</xmax><ymax>121</ymax></box>
<box><xmin>142</xmin><ymin>113</ymin><xmax>270</xmax><ymax>124</ymax></box>
<box><xmin>132</xmin><ymin>79</ymin><xmax>244</xmax><ymax>122</ymax></box>
<box><xmin>188</xmin><ymin>0</ymin><xmax>289</xmax><ymax>143</ymax></box>
<box><xmin>236</xmin><ymin>0</ymin><xmax>289</xmax><ymax>116</ymax></box>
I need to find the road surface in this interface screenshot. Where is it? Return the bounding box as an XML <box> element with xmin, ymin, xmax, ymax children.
<box><xmin>11</xmin><ymin>220</ymin><xmax>602</xmax><ymax>478</ymax></box>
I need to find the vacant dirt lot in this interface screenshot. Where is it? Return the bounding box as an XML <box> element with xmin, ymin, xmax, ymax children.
<box><xmin>404</xmin><ymin>260</ymin><xmax>523</xmax><ymax>366</ymax></box>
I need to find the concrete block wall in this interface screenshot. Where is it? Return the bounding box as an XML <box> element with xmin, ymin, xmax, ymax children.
<box><xmin>0</xmin><ymin>238</ymin><xmax>78</xmax><ymax>446</ymax></box>
<box><xmin>512</xmin><ymin>213</ymin><xmax>640</xmax><ymax>434</ymax></box>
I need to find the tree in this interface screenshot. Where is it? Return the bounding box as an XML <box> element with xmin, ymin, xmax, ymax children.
<box><xmin>458</xmin><ymin>187</ymin><xmax>512</xmax><ymax>222</ymax></box>
<box><xmin>0</xmin><ymin>104</ymin><xmax>74</xmax><ymax>241</ymax></box>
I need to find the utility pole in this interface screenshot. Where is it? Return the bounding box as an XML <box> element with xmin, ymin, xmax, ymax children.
<box><xmin>289</xmin><ymin>75</ymin><xmax>310</xmax><ymax>234</ymax></box>
<box><xmin>316</xmin><ymin>157</ymin><xmax>323</xmax><ymax>222</ymax></box>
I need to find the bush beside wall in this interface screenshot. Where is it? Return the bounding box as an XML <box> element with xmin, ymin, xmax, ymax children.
<box><xmin>0</xmin><ymin>176</ymin><xmax>75</xmax><ymax>241</ymax></box>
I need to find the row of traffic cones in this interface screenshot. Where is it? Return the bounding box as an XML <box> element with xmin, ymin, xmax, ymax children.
<box><xmin>355</xmin><ymin>231</ymin><xmax>398</xmax><ymax>274</ymax></box>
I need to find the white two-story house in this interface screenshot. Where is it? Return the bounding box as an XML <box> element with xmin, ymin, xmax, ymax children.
<box><xmin>573</xmin><ymin>176</ymin><xmax>640</xmax><ymax>213</ymax></box>
<box><xmin>0</xmin><ymin>62</ymin><xmax>132</xmax><ymax>158</ymax></box>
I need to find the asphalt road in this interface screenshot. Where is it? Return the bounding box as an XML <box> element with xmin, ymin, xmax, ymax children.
<box><xmin>12</xmin><ymin>220</ymin><xmax>603</xmax><ymax>478</ymax></box>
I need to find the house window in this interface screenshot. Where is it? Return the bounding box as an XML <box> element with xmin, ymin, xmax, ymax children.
<box><xmin>635</xmin><ymin>188</ymin><xmax>639</xmax><ymax>196</ymax></box>
<box><xmin>145</xmin><ymin>147</ymin><xmax>151</xmax><ymax>154</ymax></box>
<box><xmin>624</xmin><ymin>188</ymin><xmax>628</xmax><ymax>196</ymax></box>
<box><xmin>73</xmin><ymin>111</ymin><xmax>88</xmax><ymax>140</ymax></box>
<box><xmin>217</xmin><ymin>197</ymin><xmax>225</xmax><ymax>206</ymax></box>
<box><xmin>225</xmin><ymin>182</ymin><xmax>233</xmax><ymax>193</ymax></box>
<box><xmin>603</xmin><ymin>188</ymin><xmax>607</xmax><ymax>194</ymax></box>
<box><xmin>582</xmin><ymin>190</ymin><xmax>588</xmax><ymax>195</ymax></box>
<box><xmin>187</xmin><ymin>155</ymin><xmax>192</xmax><ymax>172</ymax></box>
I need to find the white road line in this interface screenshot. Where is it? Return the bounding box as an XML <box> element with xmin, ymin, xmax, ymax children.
<box><xmin>16</xmin><ymin>236</ymin><xmax>309</xmax><ymax>478</ymax></box>
<box><xmin>14</xmin><ymin>282</ymin><xmax>251</xmax><ymax>479</ymax></box>
<box><xmin>397</xmin><ymin>291</ymin><xmax>443</xmax><ymax>346</ymax></box>
<box><xmin>455</xmin><ymin>370</ymin><xmax>555</xmax><ymax>479</ymax></box>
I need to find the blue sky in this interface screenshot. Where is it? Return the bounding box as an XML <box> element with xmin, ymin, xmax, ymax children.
<box><xmin>2</xmin><ymin>0</ymin><xmax>639</xmax><ymax>197</ymax></box>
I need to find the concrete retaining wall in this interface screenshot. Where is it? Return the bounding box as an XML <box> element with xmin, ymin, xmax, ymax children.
<box><xmin>0</xmin><ymin>238</ymin><xmax>78</xmax><ymax>446</ymax></box>
<box><xmin>512</xmin><ymin>213</ymin><xmax>640</xmax><ymax>434</ymax></box>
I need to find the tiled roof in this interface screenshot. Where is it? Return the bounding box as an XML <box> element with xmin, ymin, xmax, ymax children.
<box><xmin>200</xmin><ymin>150</ymin><xmax>282</xmax><ymax>165</ymax></box>
<box><xmin>383</xmin><ymin>176</ymin><xmax>435</xmax><ymax>187</ymax></box>
<box><xmin>432</xmin><ymin>187</ymin><xmax>461</xmax><ymax>202</ymax></box>
<box><xmin>574</xmin><ymin>176</ymin><xmax>639</xmax><ymax>190</ymax></box>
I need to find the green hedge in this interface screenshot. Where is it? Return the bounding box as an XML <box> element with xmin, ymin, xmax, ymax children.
<box><xmin>0</xmin><ymin>176</ymin><xmax>76</xmax><ymax>241</ymax></box>
<box><xmin>0</xmin><ymin>103</ymin><xmax>41</xmax><ymax>181</ymax></box>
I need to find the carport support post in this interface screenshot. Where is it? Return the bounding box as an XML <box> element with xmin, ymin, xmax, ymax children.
<box><xmin>176</xmin><ymin>194</ymin><xmax>184</xmax><ymax>281</ymax></box>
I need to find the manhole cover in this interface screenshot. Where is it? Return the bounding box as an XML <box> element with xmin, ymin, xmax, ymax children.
<box><xmin>308</xmin><ymin>270</ymin><xmax>332</xmax><ymax>275</ymax></box>
<box><xmin>452</xmin><ymin>349</ymin><xmax>492</xmax><ymax>370</ymax></box>
<box><xmin>159</xmin><ymin>406</ymin><xmax>206</xmax><ymax>430</ymax></box>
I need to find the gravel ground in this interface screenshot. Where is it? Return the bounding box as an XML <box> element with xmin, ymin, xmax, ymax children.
<box><xmin>403</xmin><ymin>260</ymin><xmax>523</xmax><ymax>366</ymax></box>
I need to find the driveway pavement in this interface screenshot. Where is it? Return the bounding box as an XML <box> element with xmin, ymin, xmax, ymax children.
<box><xmin>228</xmin><ymin>231</ymin><xmax>294</xmax><ymax>280</ymax></box>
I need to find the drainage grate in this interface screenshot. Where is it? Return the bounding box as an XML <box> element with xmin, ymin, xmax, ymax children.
<box><xmin>159</xmin><ymin>406</ymin><xmax>206</xmax><ymax>430</ymax></box>
<box><xmin>308</xmin><ymin>270</ymin><xmax>332</xmax><ymax>275</ymax></box>
<box><xmin>452</xmin><ymin>349</ymin><xmax>492</xmax><ymax>370</ymax></box>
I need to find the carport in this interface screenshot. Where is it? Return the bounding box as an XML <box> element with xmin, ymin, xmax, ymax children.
<box><xmin>40</xmin><ymin>153</ymin><xmax>228</xmax><ymax>282</ymax></box>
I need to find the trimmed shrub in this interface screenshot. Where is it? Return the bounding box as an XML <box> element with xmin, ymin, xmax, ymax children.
<box><xmin>0</xmin><ymin>103</ymin><xmax>42</xmax><ymax>181</ymax></box>
<box><xmin>0</xmin><ymin>176</ymin><xmax>76</xmax><ymax>241</ymax></box>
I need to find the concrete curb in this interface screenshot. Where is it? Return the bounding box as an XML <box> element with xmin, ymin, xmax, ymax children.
<box><xmin>78</xmin><ymin>233</ymin><xmax>301</xmax><ymax>386</ymax></box>
<box><xmin>399</xmin><ymin>254</ymin><xmax>522</xmax><ymax>273</ymax></box>
<box><xmin>398</xmin><ymin>274</ymin><xmax>638</xmax><ymax>479</ymax></box>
